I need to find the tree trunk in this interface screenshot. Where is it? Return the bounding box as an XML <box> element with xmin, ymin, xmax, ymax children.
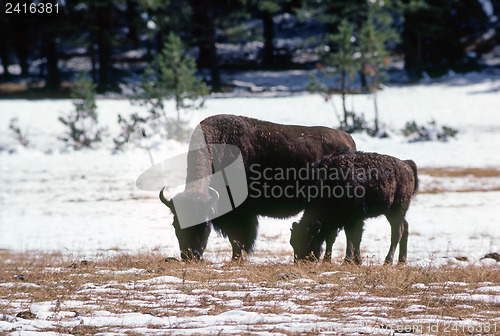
<box><xmin>262</xmin><ymin>11</ymin><xmax>274</xmax><ymax>66</ymax></box>
<box><xmin>191</xmin><ymin>0</ymin><xmax>220</xmax><ymax>92</ymax></box>
<box><xmin>97</xmin><ymin>29</ymin><xmax>111</xmax><ymax>91</ymax></box>
<box><xmin>373</xmin><ymin>75</ymin><xmax>379</xmax><ymax>133</ymax></box>
<box><xmin>417</xmin><ymin>34</ymin><xmax>422</xmax><ymax>67</ymax></box>
<box><xmin>8</xmin><ymin>1</ymin><xmax>32</xmax><ymax>76</ymax></box>
<box><xmin>126</xmin><ymin>0</ymin><xmax>139</xmax><ymax>44</ymax></box>
<box><xmin>96</xmin><ymin>1</ymin><xmax>113</xmax><ymax>92</ymax></box>
<box><xmin>360</xmin><ymin>61</ymin><xmax>367</xmax><ymax>91</ymax></box>
<box><xmin>89</xmin><ymin>39</ymin><xmax>97</xmax><ymax>83</ymax></box>
<box><xmin>0</xmin><ymin>42</ymin><xmax>9</xmax><ymax>76</ymax></box>
<box><xmin>341</xmin><ymin>70</ymin><xmax>347</xmax><ymax>125</ymax></box>
<box><xmin>208</xmin><ymin>38</ymin><xmax>220</xmax><ymax>91</ymax></box>
<box><xmin>156</xmin><ymin>30</ymin><xmax>164</xmax><ymax>53</ymax></box>
<box><xmin>43</xmin><ymin>31</ymin><xmax>60</xmax><ymax>89</ymax></box>
<box><xmin>0</xmin><ymin>16</ymin><xmax>10</xmax><ymax>76</ymax></box>
<box><xmin>12</xmin><ymin>32</ymin><xmax>29</xmax><ymax>76</ymax></box>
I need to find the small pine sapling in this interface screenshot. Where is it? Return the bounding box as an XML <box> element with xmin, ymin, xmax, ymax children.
<box><xmin>359</xmin><ymin>0</ymin><xmax>397</xmax><ymax>136</ymax></box>
<box><xmin>402</xmin><ymin>120</ymin><xmax>459</xmax><ymax>142</ymax></box>
<box><xmin>59</xmin><ymin>72</ymin><xmax>106</xmax><ymax>150</ymax></box>
<box><xmin>124</xmin><ymin>32</ymin><xmax>208</xmax><ymax>145</ymax></box>
<box><xmin>307</xmin><ymin>19</ymin><xmax>361</xmax><ymax>132</ymax></box>
<box><xmin>8</xmin><ymin>118</ymin><xmax>30</xmax><ymax>147</ymax></box>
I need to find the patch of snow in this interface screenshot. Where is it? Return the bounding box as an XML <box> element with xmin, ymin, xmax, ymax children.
<box><xmin>475</xmin><ymin>286</ymin><xmax>500</xmax><ymax>293</ymax></box>
<box><xmin>404</xmin><ymin>304</ymin><xmax>427</xmax><ymax>312</ymax></box>
<box><xmin>139</xmin><ymin>276</ymin><xmax>185</xmax><ymax>284</ymax></box>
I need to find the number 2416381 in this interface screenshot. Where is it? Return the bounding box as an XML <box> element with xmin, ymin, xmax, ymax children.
<box><xmin>5</xmin><ymin>2</ymin><xmax>60</xmax><ymax>14</ymax></box>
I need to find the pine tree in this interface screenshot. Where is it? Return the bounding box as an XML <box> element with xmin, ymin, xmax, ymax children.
<box><xmin>59</xmin><ymin>72</ymin><xmax>106</xmax><ymax>150</ymax></box>
<box><xmin>252</xmin><ymin>0</ymin><xmax>297</xmax><ymax>66</ymax></box>
<box><xmin>138</xmin><ymin>0</ymin><xmax>192</xmax><ymax>53</ymax></box>
<box><xmin>126</xmin><ymin>32</ymin><xmax>208</xmax><ymax>143</ymax></box>
<box><xmin>308</xmin><ymin>19</ymin><xmax>360</xmax><ymax>130</ymax></box>
<box><xmin>402</xmin><ymin>0</ymin><xmax>489</xmax><ymax>78</ymax></box>
<box><xmin>359</xmin><ymin>0</ymin><xmax>397</xmax><ymax>134</ymax></box>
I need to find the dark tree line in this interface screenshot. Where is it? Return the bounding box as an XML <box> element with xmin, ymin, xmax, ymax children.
<box><xmin>0</xmin><ymin>0</ymin><xmax>497</xmax><ymax>93</ymax></box>
<box><xmin>402</xmin><ymin>0</ymin><xmax>493</xmax><ymax>77</ymax></box>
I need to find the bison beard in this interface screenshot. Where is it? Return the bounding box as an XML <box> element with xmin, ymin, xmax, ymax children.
<box><xmin>160</xmin><ymin>114</ymin><xmax>356</xmax><ymax>261</ymax></box>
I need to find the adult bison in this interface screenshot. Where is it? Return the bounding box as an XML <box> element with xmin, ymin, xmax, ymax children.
<box><xmin>160</xmin><ymin>114</ymin><xmax>356</xmax><ymax>261</ymax></box>
<box><xmin>290</xmin><ymin>152</ymin><xmax>418</xmax><ymax>265</ymax></box>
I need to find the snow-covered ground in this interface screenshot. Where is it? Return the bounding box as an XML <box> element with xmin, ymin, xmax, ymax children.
<box><xmin>1</xmin><ymin>256</ymin><xmax>498</xmax><ymax>336</ymax></box>
<box><xmin>1</xmin><ymin>72</ymin><xmax>500</xmax><ymax>336</ymax></box>
<box><xmin>1</xmin><ymin>72</ymin><xmax>499</xmax><ymax>265</ymax></box>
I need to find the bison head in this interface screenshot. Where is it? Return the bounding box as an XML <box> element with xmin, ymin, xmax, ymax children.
<box><xmin>160</xmin><ymin>187</ymin><xmax>218</xmax><ymax>261</ymax></box>
<box><xmin>290</xmin><ymin>220</ymin><xmax>323</xmax><ymax>262</ymax></box>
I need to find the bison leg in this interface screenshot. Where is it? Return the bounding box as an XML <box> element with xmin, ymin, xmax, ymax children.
<box><xmin>230</xmin><ymin>240</ymin><xmax>243</xmax><ymax>261</ymax></box>
<box><xmin>344</xmin><ymin>220</ymin><xmax>363</xmax><ymax>265</ymax></box>
<box><xmin>214</xmin><ymin>212</ymin><xmax>258</xmax><ymax>261</ymax></box>
<box><xmin>398</xmin><ymin>219</ymin><xmax>409</xmax><ymax>264</ymax></box>
<box><xmin>323</xmin><ymin>228</ymin><xmax>339</xmax><ymax>263</ymax></box>
<box><xmin>384</xmin><ymin>215</ymin><xmax>404</xmax><ymax>265</ymax></box>
<box><xmin>323</xmin><ymin>235</ymin><xmax>334</xmax><ymax>263</ymax></box>
<box><xmin>344</xmin><ymin>230</ymin><xmax>355</xmax><ymax>264</ymax></box>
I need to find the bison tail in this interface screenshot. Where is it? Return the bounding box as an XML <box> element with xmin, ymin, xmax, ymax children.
<box><xmin>405</xmin><ymin>160</ymin><xmax>419</xmax><ymax>195</ymax></box>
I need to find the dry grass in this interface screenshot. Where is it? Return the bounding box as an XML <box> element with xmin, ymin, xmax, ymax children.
<box><xmin>417</xmin><ymin>167</ymin><xmax>500</xmax><ymax>194</ymax></box>
<box><xmin>419</xmin><ymin>187</ymin><xmax>500</xmax><ymax>194</ymax></box>
<box><xmin>419</xmin><ymin>167</ymin><xmax>500</xmax><ymax>178</ymax></box>
<box><xmin>0</xmin><ymin>81</ymin><xmax>74</xmax><ymax>98</ymax></box>
<box><xmin>1</xmin><ymin>250</ymin><xmax>499</xmax><ymax>335</ymax></box>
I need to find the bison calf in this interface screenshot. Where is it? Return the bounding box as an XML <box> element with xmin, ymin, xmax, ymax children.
<box><xmin>290</xmin><ymin>152</ymin><xmax>418</xmax><ymax>265</ymax></box>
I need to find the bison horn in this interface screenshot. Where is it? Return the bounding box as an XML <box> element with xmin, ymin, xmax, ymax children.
<box><xmin>208</xmin><ymin>187</ymin><xmax>220</xmax><ymax>203</ymax></box>
<box><xmin>159</xmin><ymin>186</ymin><xmax>174</xmax><ymax>211</ymax></box>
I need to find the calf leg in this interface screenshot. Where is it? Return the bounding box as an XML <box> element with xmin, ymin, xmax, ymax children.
<box><xmin>384</xmin><ymin>214</ymin><xmax>404</xmax><ymax>265</ymax></box>
<box><xmin>344</xmin><ymin>229</ymin><xmax>354</xmax><ymax>264</ymax></box>
<box><xmin>398</xmin><ymin>219</ymin><xmax>409</xmax><ymax>264</ymax></box>
<box><xmin>344</xmin><ymin>220</ymin><xmax>364</xmax><ymax>265</ymax></box>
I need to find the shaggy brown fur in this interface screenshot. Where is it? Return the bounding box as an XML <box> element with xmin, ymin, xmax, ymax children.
<box><xmin>290</xmin><ymin>151</ymin><xmax>418</xmax><ymax>265</ymax></box>
<box><xmin>160</xmin><ymin>114</ymin><xmax>356</xmax><ymax>261</ymax></box>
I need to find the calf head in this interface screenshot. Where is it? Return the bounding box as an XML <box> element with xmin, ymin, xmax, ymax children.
<box><xmin>290</xmin><ymin>220</ymin><xmax>323</xmax><ymax>262</ymax></box>
<box><xmin>160</xmin><ymin>187</ymin><xmax>218</xmax><ymax>261</ymax></box>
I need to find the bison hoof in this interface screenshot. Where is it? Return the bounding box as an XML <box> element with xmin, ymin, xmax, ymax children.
<box><xmin>231</xmin><ymin>255</ymin><xmax>243</xmax><ymax>262</ymax></box>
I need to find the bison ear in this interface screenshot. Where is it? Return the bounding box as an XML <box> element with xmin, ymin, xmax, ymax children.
<box><xmin>291</xmin><ymin>222</ymin><xmax>298</xmax><ymax>230</ymax></box>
